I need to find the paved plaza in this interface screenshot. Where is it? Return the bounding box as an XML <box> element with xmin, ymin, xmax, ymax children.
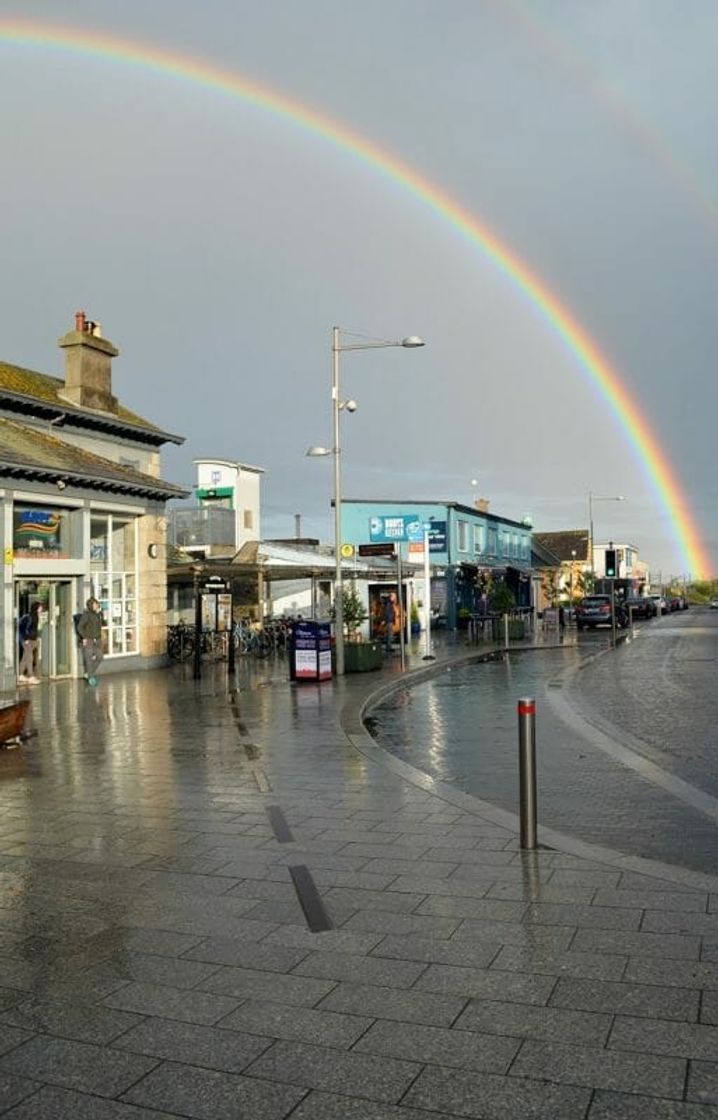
<box><xmin>0</xmin><ymin>639</ymin><xmax>715</xmax><ymax>1118</ymax></box>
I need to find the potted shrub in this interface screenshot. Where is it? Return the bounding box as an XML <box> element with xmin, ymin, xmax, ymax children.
<box><xmin>489</xmin><ymin>584</ymin><xmax>525</xmax><ymax>640</ymax></box>
<box><xmin>457</xmin><ymin>606</ymin><xmax>472</xmax><ymax>631</ymax></box>
<box><xmin>410</xmin><ymin>602</ymin><xmax>421</xmax><ymax>634</ymax></box>
<box><xmin>332</xmin><ymin>586</ymin><xmax>382</xmax><ymax>672</ymax></box>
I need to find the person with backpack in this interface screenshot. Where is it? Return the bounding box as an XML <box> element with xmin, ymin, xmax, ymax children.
<box><xmin>17</xmin><ymin>602</ymin><xmax>42</xmax><ymax>685</ymax></box>
<box><xmin>77</xmin><ymin>598</ymin><xmax>104</xmax><ymax>686</ymax></box>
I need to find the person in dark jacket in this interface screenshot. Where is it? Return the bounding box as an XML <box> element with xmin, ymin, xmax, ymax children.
<box><xmin>77</xmin><ymin>598</ymin><xmax>104</xmax><ymax>685</ymax></box>
<box><xmin>17</xmin><ymin>602</ymin><xmax>42</xmax><ymax>684</ymax></box>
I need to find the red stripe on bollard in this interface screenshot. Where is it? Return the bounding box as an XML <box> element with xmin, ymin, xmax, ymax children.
<box><xmin>518</xmin><ymin>702</ymin><xmax>535</xmax><ymax>716</ymax></box>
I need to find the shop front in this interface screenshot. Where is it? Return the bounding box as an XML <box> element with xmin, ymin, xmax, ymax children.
<box><xmin>9</xmin><ymin>500</ymin><xmax>144</xmax><ymax>681</ymax></box>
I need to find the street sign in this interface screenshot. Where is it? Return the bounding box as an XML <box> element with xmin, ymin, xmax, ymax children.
<box><xmin>340</xmin><ymin>543</ymin><xmax>355</xmax><ymax>558</ymax></box>
<box><xmin>358</xmin><ymin>543</ymin><xmax>396</xmax><ymax>558</ymax></box>
<box><xmin>369</xmin><ymin>515</ymin><xmax>423</xmax><ymax>543</ymax></box>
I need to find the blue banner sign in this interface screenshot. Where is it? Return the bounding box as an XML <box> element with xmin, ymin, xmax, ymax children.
<box><xmin>369</xmin><ymin>515</ymin><xmax>447</xmax><ymax>552</ymax></box>
<box><xmin>369</xmin><ymin>515</ymin><xmax>423</xmax><ymax>543</ymax></box>
<box><xmin>426</xmin><ymin>521</ymin><xmax>447</xmax><ymax>552</ymax></box>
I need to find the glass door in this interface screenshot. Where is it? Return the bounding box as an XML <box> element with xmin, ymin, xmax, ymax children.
<box><xmin>51</xmin><ymin>582</ymin><xmax>73</xmax><ymax>676</ymax></box>
<box><xmin>15</xmin><ymin>579</ymin><xmax>75</xmax><ymax>679</ymax></box>
<box><xmin>38</xmin><ymin>581</ymin><xmax>74</xmax><ymax>678</ymax></box>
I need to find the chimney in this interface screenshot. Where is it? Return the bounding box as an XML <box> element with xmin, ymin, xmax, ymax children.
<box><xmin>474</xmin><ymin>497</ymin><xmax>490</xmax><ymax>513</ymax></box>
<box><xmin>58</xmin><ymin>311</ymin><xmax>119</xmax><ymax>413</ymax></box>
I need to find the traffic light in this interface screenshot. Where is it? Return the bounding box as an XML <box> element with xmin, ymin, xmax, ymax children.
<box><xmin>605</xmin><ymin>548</ymin><xmax>617</xmax><ymax>578</ymax></box>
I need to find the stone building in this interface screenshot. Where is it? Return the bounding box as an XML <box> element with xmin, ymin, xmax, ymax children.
<box><xmin>0</xmin><ymin>312</ymin><xmax>186</xmax><ymax>691</ymax></box>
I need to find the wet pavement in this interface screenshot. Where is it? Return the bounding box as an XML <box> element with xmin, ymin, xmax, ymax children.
<box><xmin>0</xmin><ymin>632</ymin><xmax>714</xmax><ymax>1117</ymax></box>
<box><xmin>371</xmin><ymin>612</ymin><xmax>718</xmax><ymax>876</ymax></box>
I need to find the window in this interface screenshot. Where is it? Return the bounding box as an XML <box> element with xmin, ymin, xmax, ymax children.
<box><xmin>90</xmin><ymin>513</ymin><xmax>137</xmax><ymax>656</ymax></box>
<box><xmin>457</xmin><ymin>520</ymin><xmax>469</xmax><ymax>551</ymax></box>
<box><xmin>512</xmin><ymin>534</ymin><xmax>519</xmax><ymax>558</ymax></box>
<box><xmin>14</xmin><ymin>504</ymin><xmax>82</xmax><ymax>559</ymax></box>
<box><xmin>473</xmin><ymin>524</ymin><xmax>485</xmax><ymax>554</ymax></box>
<box><xmin>502</xmin><ymin>534</ymin><xmax>510</xmax><ymax>558</ymax></box>
<box><xmin>487</xmin><ymin>529</ymin><xmax>497</xmax><ymax>556</ymax></box>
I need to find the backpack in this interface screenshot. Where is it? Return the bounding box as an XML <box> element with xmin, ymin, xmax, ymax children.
<box><xmin>18</xmin><ymin>614</ymin><xmax>31</xmax><ymax>644</ymax></box>
<box><xmin>73</xmin><ymin>613</ymin><xmax>84</xmax><ymax>646</ymax></box>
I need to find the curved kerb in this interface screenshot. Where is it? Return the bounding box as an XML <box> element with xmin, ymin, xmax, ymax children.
<box><xmin>339</xmin><ymin>636</ymin><xmax>718</xmax><ymax>895</ymax></box>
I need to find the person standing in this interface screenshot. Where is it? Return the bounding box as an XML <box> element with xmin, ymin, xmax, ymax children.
<box><xmin>77</xmin><ymin>598</ymin><xmax>104</xmax><ymax>686</ymax></box>
<box><xmin>17</xmin><ymin>602</ymin><xmax>42</xmax><ymax>685</ymax></box>
<box><xmin>383</xmin><ymin>594</ymin><xmax>396</xmax><ymax>654</ymax></box>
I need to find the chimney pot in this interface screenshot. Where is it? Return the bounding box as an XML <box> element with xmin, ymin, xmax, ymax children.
<box><xmin>75</xmin><ymin>310</ymin><xmax>87</xmax><ymax>333</ymax></box>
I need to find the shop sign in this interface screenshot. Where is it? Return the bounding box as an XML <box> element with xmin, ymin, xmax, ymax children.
<box><xmin>13</xmin><ymin>509</ymin><xmax>64</xmax><ymax>557</ymax></box>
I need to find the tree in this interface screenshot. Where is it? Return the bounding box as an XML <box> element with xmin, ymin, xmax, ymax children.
<box><xmin>331</xmin><ymin>585</ymin><xmax>367</xmax><ymax>640</ymax></box>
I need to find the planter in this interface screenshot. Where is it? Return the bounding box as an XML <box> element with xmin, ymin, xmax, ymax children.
<box><xmin>344</xmin><ymin>641</ymin><xmax>383</xmax><ymax>673</ymax></box>
<box><xmin>491</xmin><ymin>618</ymin><xmax>526</xmax><ymax>641</ymax></box>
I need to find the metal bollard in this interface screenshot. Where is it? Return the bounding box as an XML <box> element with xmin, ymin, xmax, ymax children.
<box><xmin>504</xmin><ymin>612</ymin><xmax>509</xmax><ymax>649</ymax></box>
<box><xmin>517</xmin><ymin>697</ymin><xmax>538</xmax><ymax>850</ymax></box>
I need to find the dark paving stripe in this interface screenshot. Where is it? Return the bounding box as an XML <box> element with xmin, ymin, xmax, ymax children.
<box><xmin>266</xmin><ymin>804</ymin><xmax>294</xmax><ymax>843</ymax></box>
<box><xmin>289</xmin><ymin>865</ymin><xmax>333</xmax><ymax>932</ymax></box>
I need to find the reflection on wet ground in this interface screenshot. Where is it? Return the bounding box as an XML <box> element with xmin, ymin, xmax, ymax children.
<box><xmin>370</xmin><ymin>638</ymin><xmax>718</xmax><ymax>874</ymax></box>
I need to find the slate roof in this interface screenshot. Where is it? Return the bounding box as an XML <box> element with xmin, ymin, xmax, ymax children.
<box><xmin>0</xmin><ymin>419</ymin><xmax>187</xmax><ymax>500</ymax></box>
<box><xmin>534</xmin><ymin>530</ymin><xmax>591</xmax><ymax>563</ymax></box>
<box><xmin>0</xmin><ymin>360</ymin><xmax>182</xmax><ymax>445</ymax></box>
<box><xmin>531</xmin><ymin>539</ymin><xmax>562</xmax><ymax>568</ymax></box>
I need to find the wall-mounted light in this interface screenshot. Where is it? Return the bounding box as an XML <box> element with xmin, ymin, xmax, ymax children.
<box><xmin>147</xmin><ymin>543</ymin><xmax>159</xmax><ymax>559</ymax></box>
<box><xmin>56</xmin><ymin>479</ymin><xmax>67</xmax><ymax>491</ymax></box>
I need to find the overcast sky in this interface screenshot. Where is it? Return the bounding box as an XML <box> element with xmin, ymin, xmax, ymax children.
<box><xmin>1</xmin><ymin>0</ymin><xmax>716</xmax><ymax>578</ymax></box>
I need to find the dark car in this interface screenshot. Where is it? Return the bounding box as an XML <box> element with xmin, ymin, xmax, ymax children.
<box><xmin>575</xmin><ymin>595</ymin><xmax>628</xmax><ymax>630</ymax></box>
<box><xmin>624</xmin><ymin>596</ymin><xmax>657</xmax><ymax>620</ymax></box>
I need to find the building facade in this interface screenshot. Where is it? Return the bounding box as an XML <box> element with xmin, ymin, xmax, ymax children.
<box><xmin>341</xmin><ymin>499</ymin><xmax>533</xmax><ymax>629</ymax></box>
<box><xmin>0</xmin><ymin>312</ymin><xmax>186</xmax><ymax>692</ymax></box>
<box><xmin>169</xmin><ymin>457</ymin><xmax>264</xmax><ymax>558</ymax></box>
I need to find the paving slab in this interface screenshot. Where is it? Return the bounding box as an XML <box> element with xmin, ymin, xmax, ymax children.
<box><xmin>6</xmin><ymin>645</ymin><xmax>718</xmax><ymax>1120</ymax></box>
<box><xmin>243</xmin><ymin>1038</ymin><xmax>421</xmax><ymax>1103</ymax></box>
<box><xmin>121</xmin><ymin>1059</ymin><xmax>307</xmax><ymax>1118</ymax></box>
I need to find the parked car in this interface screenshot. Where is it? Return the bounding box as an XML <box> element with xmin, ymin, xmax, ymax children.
<box><xmin>711</xmin><ymin>599</ymin><xmax>718</xmax><ymax>610</ymax></box>
<box><xmin>648</xmin><ymin>594</ymin><xmax>668</xmax><ymax>615</ymax></box>
<box><xmin>624</xmin><ymin>596</ymin><xmax>656</xmax><ymax>620</ymax></box>
<box><xmin>575</xmin><ymin>595</ymin><xmax>628</xmax><ymax>630</ymax></box>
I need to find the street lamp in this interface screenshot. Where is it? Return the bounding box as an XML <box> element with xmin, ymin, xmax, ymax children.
<box><xmin>307</xmin><ymin>327</ymin><xmax>425</xmax><ymax>676</ymax></box>
<box><xmin>588</xmin><ymin>492</ymin><xmax>625</xmax><ymax>585</ymax></box>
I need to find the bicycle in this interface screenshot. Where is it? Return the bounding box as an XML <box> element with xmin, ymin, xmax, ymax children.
<box><xmin>233</xmin><ymin>620</ymin><xmax>272</xmax><ymax>658</ymax></box>
<box><xmin>167</xmin><ymin>622</ymin><xmax>194</xmax><ymax>662</ymax></box>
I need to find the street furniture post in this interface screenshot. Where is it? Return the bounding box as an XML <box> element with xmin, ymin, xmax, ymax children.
<box><xmin>517</xmin><ymin>697</ymin><xmax>538</xmax><ymax>850</ymax></box>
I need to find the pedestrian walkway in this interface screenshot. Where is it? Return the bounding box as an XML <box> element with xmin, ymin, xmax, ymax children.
<box><xmin>0</xmin><ymin>640</ymin><xmax>715</xmax><ymax>1119</ymax></box>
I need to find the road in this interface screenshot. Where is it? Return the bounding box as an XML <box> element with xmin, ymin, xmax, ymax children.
<box><xmin>368</xmin><ymin>608</ymin><xmax>718</xmax><ymax>875</ymax></box>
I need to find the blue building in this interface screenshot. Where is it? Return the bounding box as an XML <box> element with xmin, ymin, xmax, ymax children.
<box><xmin>341</xmin><ymin>500</ymin><xmax>533</xmax><ymax>629</ymax></box>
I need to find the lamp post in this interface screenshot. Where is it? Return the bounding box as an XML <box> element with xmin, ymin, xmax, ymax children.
<box><xmin>308</xmin><ymin>327</ymin><xmax>425</xmax><ymax>676</ymax></box>
<box><xmin>570</xmin><ymin>549</ymin><xmax>576</xmax><ymax>607</ymax></box>
<box><xmin>191</xmin><ymin>563</ymin><xmax>204</xmax><ymax>681</ymax></box>
<box><xmin>588</xmin><ymin>492</ymin><xmax>625</xmax><ymax>587</ymax></box>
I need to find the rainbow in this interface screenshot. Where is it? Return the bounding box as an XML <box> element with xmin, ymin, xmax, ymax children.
<box><xmin>0</xmin><ymin>18</ymin><xmax>710</xmax><ymax>577</ymax></box>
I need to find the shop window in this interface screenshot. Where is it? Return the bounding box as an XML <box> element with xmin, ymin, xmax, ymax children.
<box><xmin>457</xmin><ymin>520</ymin><xmax>469</xmax><ymax>552</ymax></box>
<box><xmin>91</xmin><ymin>514</ymin><xmax>137</xmax><ymax>656</ymax></box>
<box><xmin>13</xmin><ymin>504</ymin><xmax>82</xmax><ymax>559</ymax></box>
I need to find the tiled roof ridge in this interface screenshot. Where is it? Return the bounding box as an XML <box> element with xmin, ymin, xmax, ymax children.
<box><xmin>0</xmin><ymin>358</ymin><xmax>164</xmax><ymax>434</ymax></box>
<box><xmin>0</xmin><ymin>417</ymin><xmax>185</xmax><ymax>494</ymax></box>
